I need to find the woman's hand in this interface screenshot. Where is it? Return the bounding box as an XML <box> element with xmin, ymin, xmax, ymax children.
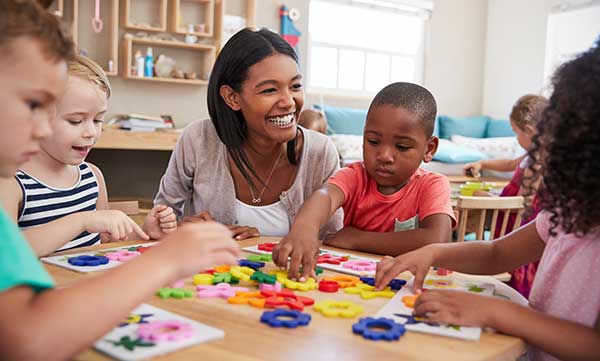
<box><xmin>229</xmin><ymin>225</ymin><xmax>260</xmax><ymax>240</ymax></box>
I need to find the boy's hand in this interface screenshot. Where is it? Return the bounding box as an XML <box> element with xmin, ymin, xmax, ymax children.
<box><xmin>375</xmin><ymin>246</ymin><xmax>436</xmax><ymax>291</ymax></box>
<box><xmin>180</xmin><ymin>211</ymin><xmax>213</xmax><ymax>224</ymax></box>
<box><xmin>143</xmin><ymin>205</ymin><xmax>177</xmax><ymax>239</ymax></box>
<box><xmin>273</xmin><ymin>232</ymin><xmax>320</xmax><ymax>281</ymax></box>
<box><xmin>323</xmin><ymin>227</ymin><xmax>364</xmax><ymax>249</ymax></box>
<box><xmin>229</xmin><ymin>225</ymin><xmax>260</xmax><ymax>240</ymax></box>
<box><xmin>463</xmin><ymin>162</ymin><xmax>482</xmax><ymax>178</ymax></box>
<box><xmin>153</xmin><ymin>222</ymin><xmax>241</xmax><ymax>279</ymax></box>
<box><xmin>83</xmin><ymin>210</ymin><xmax>149</xmax><ymax>242</ymax></box>
<box><xmin>414</xmin><ymin>290</ymin><xmax>499</xmax><ymax>327</ymax></box>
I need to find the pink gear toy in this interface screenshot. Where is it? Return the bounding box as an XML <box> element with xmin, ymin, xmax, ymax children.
<box><xmin>196</xmin><ymin>283</ymin><xmax>249</xmax><ymax>299</ymax></box>
<box><xmin>137</xmin><ymin>320</ymin><xmax>195</xmax><ymax>342</ymax></box>
<box><xmin>342</xmin><ymin>260</ymin><xmax>377</xmax><ymax>271</ymax></box>
<box><xmin>259</xmin><ymin>282</ymin><xmax>282</xmax><ymax>293</ymax></box>
<box><xmin>104</xmin><ymin>250</ymin><xmax>141</xmax><ymax>262</ymax></box>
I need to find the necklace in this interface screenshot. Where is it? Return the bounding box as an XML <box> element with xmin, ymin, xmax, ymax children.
<box><xmin>249</xmin><ymin>150</ymin><xmax>283</xmax><ymax>204</ymax></box>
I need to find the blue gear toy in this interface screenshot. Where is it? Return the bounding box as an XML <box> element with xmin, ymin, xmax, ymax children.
<box><xmin>238</xmin><ymin>259</ymin><xmax>265</xmax><ymax>270</ymax></box>
<box><xmin>359</xmin><ymin>277</ymin><xmax>406</xmax><ymax>290</ymax></box>
<box><xmin>68</xmin><ymin>255</ymin><xmax>109</xmax><ymax>266</ymax></box>
<box><xmin>260</xmin><ymin>309</ymin><xmax>311</xmax><ymax>328</ymax></box>
<box><xmin>352</xmin><ymin>317</ymin><xmax>406</xmax><ymax>341</ymax></box>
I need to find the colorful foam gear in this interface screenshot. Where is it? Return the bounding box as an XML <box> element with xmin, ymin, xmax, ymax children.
<box><xmin>67</xmin><ymin>255</ymin><xmax>109</xmax><ymax>266</ymax></box>
<box><xmin>260</xmin><ymin>281</ymin><xmax>282</xmax><ymax>293</ymax></box>
<box><xmin>193</xmin><ymin>273</ymin><xmax>214</xmax><ymax>285</ymax></box>
<box><xmin>156</xmin><ymin>287</ymin><xmax>194</xmax><ymax>299</ymax></box>
<box><xmin>314</xmin><ymin>300</ymin><xmax>364</xmax><ymax>318</ymax></box>
<box><xmin>229</xmin><ymin>266</ymin><xmax>256</xmax><ymax>282</ymax></box>
<box><xmin>344</xmin><ymin>283</ymin><xmax>395</xmax><ymax>299</ymax></box>
<box><xmin>318</xmin><ymin>280</ymin><xmax>340</xmax><ymax>293</ymax></box>
<box><xmin>213</xmin><ymin>264</ymin><xmax>231</xmax><ymax>273</ymax></box>
<box><xmin>260</xmin><ymin>309</ymin><xmax>311</xmax><ymax>328</ymax></box>
<box><xmin>250</xmin><ymin>270</ymin><xmax>277</xmax><ymax>285</ymax></box>
<box><xmin>257</xmin><ymin>242</ymin><xmax>277</xmax><ymax>252</ymax></box>
<box><xmin>352</xmin><ymin>317</ymin><xmax>406</xmax><ymax>341</ymax></box>
<box><xmin>402</xmin><ymin>294</ymin><xmax>420</xmax><ymax>308</ymax></box>
<box><xmin>212</xmin><ymin>272</ymin><xmax>239</xmax><ymax>284</ymax></box>
<box><xmin>261</xmin><ymin>289</ymin><xmax>314</xmax><ymax>311</ymax></box>
<box><xmin>238</xmin><ymin>259</ymin><xmax>265</xmax><ymax>270</ymax></box>
<box><xmin>270</xmin><ymin>270</ymin><xmax>317</xmax><ymax>291</ymax></box>
<box><xmin>317</xmin><ymin>254</ymin><xmax>348</xmax><ymax>265</ymax></box>
<box><xmin>127</xmin><ymin>246</ymin><xmax>152</xmax><ymax>253</ymax></box>
<box><xmin>104</xmin><ymin>250</ymin><xmax>141</xmax><ymax>262</ymax></box>
<box><xmin>323</xmin><ymin>275</ymin><xmax>360</xmax><ymax>288</ymax></box>
<box><xmin>342</xmin><ymin>260</ymin><xmax>377</xmax><ymax>271</ymax></box>
<box><xmin>247</xmin><ymin>254</ymin><xmax>272</xmax><ymax>262</ymax></box>
<box><xmin>227</xmin><ymin>291</ymin><xmax>267</xmax><ymax>308</ymax></box>
<box><xmin>137</xmin><ymin>320</ymin><xmax>195</xmax><ymax>342</ymax></box>
<box><xmin>359</xmin><ymin>276</ymin><xmax>406</xmax><ymax>290</ymax></box>
<box><xmin>196</xmin><ymin>283</ymin><xmax>249</xmax><ymax>299</ymax></box>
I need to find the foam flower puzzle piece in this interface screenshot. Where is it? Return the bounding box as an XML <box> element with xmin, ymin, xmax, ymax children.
<box><xmin>247</xmin><ymin>254</ymin><xmax>272</xmax><ymax>262</ymax></box>
<box><xmin>212</xmin><ymin>272</ymin><xmax>239</xmax><ymax>284</ymax></box>
<box><xmin>193</xmin><ymin>273</ymin><xmax>214</xmax><ymax>285</ymax></box>
<box><xmin>126</xmin><ymin>245</ymin><xmax>152</xmax><ymax>253</ymax></box>
<box><xmin>238</xmin><ymin>259</ymin><xmax>265</xmax><ymax>270</ymax></box>
<box><xmin>157</xmin><ymin>288</ymin><xmax>194</xmax><ymax>299</ymax></box>
<box><xmin>250</xmin><ymin>271</ymin><xmax>277</xmax><ymax>285</ymax></box>
<box><xmin>352</xmin><ymin>317</ymin><xmax>406</xmax><ymax>341</ymax></box>
<box><xmin>359</xmin><ymin>277</ymin><xmax>406</xmax><ymax>290</ymax></box>
<box><xmin>109</xmin><ymin>336</ymin><xmax>154</xmax><ymax>351</ymax></box>
<box><xmin>269</xmin><ymin>270</ymin><xmax>317</xmax><ymax>291</ymax></box>
<box><xmin>104</xmin><ymin>250</ymin><xmax>141</xmax><ymax>262</ymax></box>
<box><xmin>229</xmin><ymin>266</ymin><xmax>256</xmax><ymax>282</ymax></box>
<box><xmin>260</xmin><ymin>309</ymin><xmax>311</xmax><ymax>328</ymax></box>
<box><xmin>343</xmin><ymin>260</ymin><xmax>377</xmax><ymax>271</ymax></box>
<box><xmin>344</xmin><ymin>283</ymin><xmax>395</xmax><ymax>299</ymax></box>
<box><xmin>227</xmin><ymin>291</ymin><xmax>267</xmax><ymax>308</ymax></box>
<box><xmin>213</xmin><ymin>265</ymin><xmax>231</xmax><ymax>273</ymax></box>
<box><xmin>260</xmin><ymin>281</ymin><xmax>282</xmax><ymax>293</ymax></box>
<box><xmin>402</xmin><ymin>294</ymin><xmax>420</xmax><ymax>308</ymax></box>
<box><xmin>257</xmin><ymin>242</ymin><xmax>277</xmax><ymax>252</ymax></box>
<box><xmin>196</xmin><ymin>283</ymin><xmax>249</xmax><ymax>299</ymax></box>
<box><xmin>261</xmin><ymin>289</ymin><xmax>315</xmax><ymax>311</ymax></box>
<box><xmin>425</xmin><ymin>279</ymin><xmax>455</xmax><ymax>289</ymax></box>
<box><xmin>314</xmin><ymin>300</ymin><xmax>364</xmax><ymax>318</ymax></box>
<box><xmin>318</xmin><ymin>280</ymin><xmax>340</xmax><ymax>293</ymax></box>
<box><xmin>68</xmin><ymin>255</ymin><xmax>109</xmax><ymax>266</ymax></box>
<box><xmin>322</xmin><ymin>275</ymin><xmax>361</xmax><ymax>288</ymax></box>
<box><xmin>317</xmin><ymin>254</ymin><xmax>349</xmax><ymax>265</ymax></box>
<box><xmin>119</xmin><ymin>313</ymin><xmax>153</xmax><ymax>327</ymax></box>
<box><xmin>137</xmin><ymin>320</ymin><xmax>195</xmax><ymax>342</ymax></box>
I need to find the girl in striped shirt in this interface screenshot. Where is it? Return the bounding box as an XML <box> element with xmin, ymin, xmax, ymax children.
<box><xmin>0</xmin><ymin>55</ymin><xmax>176</xmax><ymax>256</ymax></box>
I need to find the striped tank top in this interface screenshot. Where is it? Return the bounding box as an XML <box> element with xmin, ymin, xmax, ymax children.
<box><xmin>16</xmin><ymin>163</ymin><xmax>101</xmax><ymax>251</ymax></box>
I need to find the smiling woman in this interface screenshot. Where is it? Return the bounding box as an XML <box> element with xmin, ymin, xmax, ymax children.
<box><xmin>154</xmin><ymin>28</ymin><xmax>343</xmax><ymax>239</ymax></box>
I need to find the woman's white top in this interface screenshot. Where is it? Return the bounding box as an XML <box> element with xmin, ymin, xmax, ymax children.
<box><xmin>234</xmin><ymin>199</ymin><xmax>290</xmax><ymax>237</ymax></box>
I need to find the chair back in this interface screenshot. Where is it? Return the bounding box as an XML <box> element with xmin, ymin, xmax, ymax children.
<box><xmin>455</xmin><ymin>196</ymin><xmax>524</xmax><ymax>242</ymax></box>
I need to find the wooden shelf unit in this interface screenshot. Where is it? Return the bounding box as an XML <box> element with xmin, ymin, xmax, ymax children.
<box><xmin>122</xmin><ymin>37</ymin><xmax>216</xmax><ymax>85</ymax></box>
<box><xmin>124</xmin><ymin>0</ymin><xmax>168</xmax><ymax>32</ymax></box>
<box><xmin>171</xmin><ymin>0</ymin><xmax>215</xmax><ymax>37</ymax></box>
<box><xmin>95</xmin><ymin>128</ymin><xmax>180</xmax><ymax>151</ymax></box>
<box><xmin>70</xmin><ymin>0</ymin><xmax>119</xmax><ymax>76</ymax></box>
<box><xmin>214</xmin><ymin>0</ymin><xmax>256</xmax><ymax>50</ymax></box>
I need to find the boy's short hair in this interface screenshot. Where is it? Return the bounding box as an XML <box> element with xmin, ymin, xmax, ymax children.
<box><xmin>69</xmin><ymin>54</ymin><xmax>112</xmax><ymax>99</ymax></box>
<box><xmin>0</xmin><ymin>0</ymin><xmax>74</xmax><ymax>62</ymax></box>
<box><xmin>298</xmin><ymin>109</ymin><xmax>327</xmax><ymax>133</ymax></box>
<box><xmin>510</xmin><ymin>94</ymin><xmax>549</xmax><ymax>130</ymax></box>
<box><xmin>369</xmin><ymin>82</ymin><xmax>437</xmax><ymax>137</ymax></box>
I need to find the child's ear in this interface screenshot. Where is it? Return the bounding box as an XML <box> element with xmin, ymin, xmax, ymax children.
<box><xmin>422</xmin><ymin>136</ymin><xmax>439</xmax><ymax>163</ymax></box>
<box><xmin>524</xmin><ymin>124</ymin><xmax>536</xmax><ymax>135</ymax></box>
<box><xmin>219</xmin><ymin>85</ymin><xmax>241</xmax><ymax>111</ymax></box>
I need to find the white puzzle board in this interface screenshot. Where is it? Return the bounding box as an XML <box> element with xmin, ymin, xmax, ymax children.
<box><xmin>95</xmin><ymin>303</ymin><xmax>224</xmax><ymax>361</ymax></box>
<box><xmin>243</xmin><ymin>243</ymin><xmax>380</xmax><ymax>277</ymax></box>
<box><xmin>376</xmin><ymin>276</ymin><xmax>495</xmax><ymax>341</ymax></box>
<box><xmin>41</xmin><ymin>242</ymin><xmax>158</xmax><ymax>273</ymax></box>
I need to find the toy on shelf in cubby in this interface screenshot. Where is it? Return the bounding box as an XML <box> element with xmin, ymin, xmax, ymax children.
<box><xmin>171</xmin><ymin>0</ymin><xmax>215</xmax><ymax>38</ymax></box>
<box><xmin>124</xmin><ymin>0</ymin><xmax>168</xmax><ymax>32</ymax></box>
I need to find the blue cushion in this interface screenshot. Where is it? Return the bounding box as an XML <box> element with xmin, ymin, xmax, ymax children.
<box><xmin>433</xmin><ymin>139</ymin><xmax>488</xmax><ymax>163</ymax></box>
<box><xmin>320</xmin><ymin>105</ymin><xmax>367</xmax><ymax>135</ymax></box>
<box><xmin>432</xmin><ymin>116</ymin><xmax>440</xmax><ymax>137</ymax></box>
<box><xmin>438</xmin><ymin>115</ymin><xmax>490</xmax><ymax>139</ymax></box>
<box><xmin>485</xmin><ymin>118</ymin><xmax>515</xmax><ymax>138</ymax></box>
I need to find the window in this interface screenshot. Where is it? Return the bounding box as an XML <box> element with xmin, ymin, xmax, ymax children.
<box><xmin>307</xmin><ymin>0</ymin><xmax>432</xmax><ymax>96</ymax></box>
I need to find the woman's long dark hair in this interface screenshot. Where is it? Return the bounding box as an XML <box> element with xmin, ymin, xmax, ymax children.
<box><xmin>207</xmin><ymin>28</ymin><xmax>300</xmax><ymax>194</ymax></box>
<box><xmin>523</xmin><ymin>39</ymin><xmax>600</xmax><ymax>236</ymax></box>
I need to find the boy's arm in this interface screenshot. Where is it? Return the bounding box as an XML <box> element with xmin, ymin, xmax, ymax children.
<box><xmin>273</xmin><ymin>184</ymin><xmax>346</xmax><ymax>280</ymax></box>
<box><xmin>325</xmin><ymin>213</ymin><xmax>452</xmax><ymax>256</ymax></box>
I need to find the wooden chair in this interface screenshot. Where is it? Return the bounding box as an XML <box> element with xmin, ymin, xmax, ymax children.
<box><xmin>455</xmin><ymin>196</ymin><xmax>524</xmax><ymax>242</ymax></box>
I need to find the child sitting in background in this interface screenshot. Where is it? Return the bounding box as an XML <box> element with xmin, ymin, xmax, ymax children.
<box><xmin>274</xmin><ymin>82</ymin><xmax>455</xmax><ymax>280</ymax></box>
<box><xmin>0</xmin><ymin>2</ymin><xmax>240</xmax><ymax>359</ymax></box>
<box><xmin>0</xmin><ymin>54</ymin><xmax>177</xmax><ymax>256</ymax></box>
<box><xmin>298</xmin><ymin>108</ymin><xmax>327</xmax><ymax>134</ymax></box>
<box><xmin>467</xmin><ymin>94</ymin><xmax>549</xmax><ymax>298</ymax></box>
<box><xmin>375</xmin><ymin>40</ymin><xmax>600</xmax><ymax>361</ymax></box>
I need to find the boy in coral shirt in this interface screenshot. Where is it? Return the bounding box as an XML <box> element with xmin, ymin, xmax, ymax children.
<box><xmin>274</xmin><ymin>82</ymin><xmax>456</xmax><ymax>280</ymax></box>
